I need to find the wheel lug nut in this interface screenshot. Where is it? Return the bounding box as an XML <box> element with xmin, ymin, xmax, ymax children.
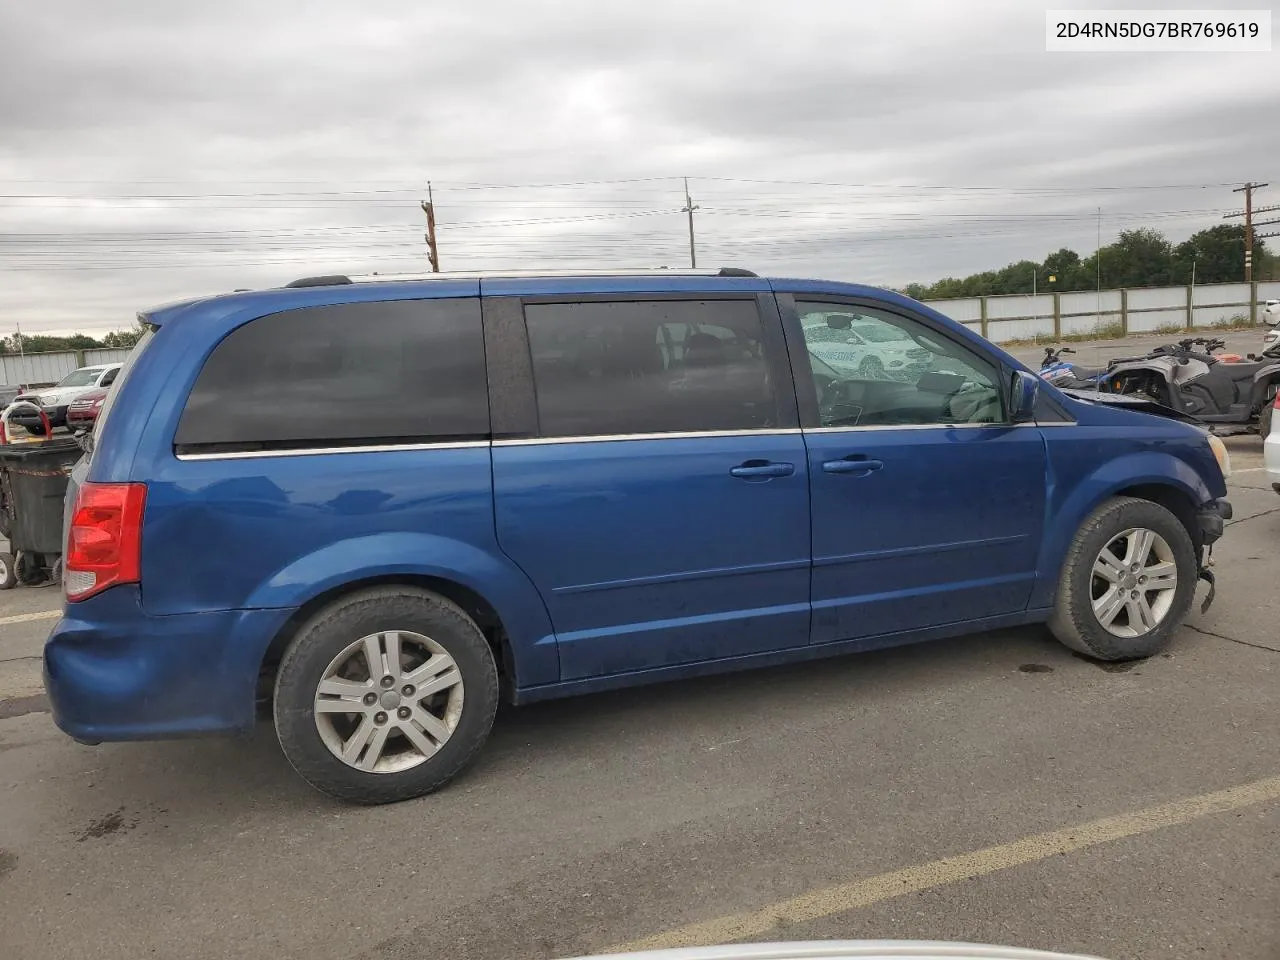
<box><xmin>397</xmin><ymin>706</ymin><xmax>411</xmax><ymax>720</ymax></box>
<box><xmin>363</xmin><ymin>693</ymin><xmax>377</xmax><ymax>706</ymax></box>
<box><xmin>402</xmin><ymin>684</ymin><xmax>415</xmax><ymax>697</ymax></box>
<box><xmin>374</xmin><ymin>712</ymin><xmax>388</xmax><ymax>724</ymax></box>
<box><xmin>1131</xmin><ymin>590</ymin><xmax>1139</xmax><ymax>598</ymax></box>
<box><xmin>380</xmin><ymin>675</ymin><xmax>395</xmax><ymax>688</ymax></box>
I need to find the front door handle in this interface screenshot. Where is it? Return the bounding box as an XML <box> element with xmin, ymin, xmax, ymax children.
<box><xmin>730</xmin><ymin>460</ymin><xmax>796</xmax><ymax>480</ymax></box>
<box><xmin>822</xmin><ymin>457</ymin><xmax>884</xmax><ymax>476</ymax></box>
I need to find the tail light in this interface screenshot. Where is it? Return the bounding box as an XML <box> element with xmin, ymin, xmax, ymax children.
<box><xmin>65</xmin><ymin>482</ymin><xmax>147</xmax><ymax>601</ymax></box>
<box><xmin>1273</xmin><ymin>392</ymin><xmax>1280</xmax><ymax>410</ymax></box>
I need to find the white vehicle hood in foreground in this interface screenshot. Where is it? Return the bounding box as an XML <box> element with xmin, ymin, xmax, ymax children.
<box><xmin>569</xmin><ymin>941</ymin><xmax>1105</xmax><ymax>960</ymax></box>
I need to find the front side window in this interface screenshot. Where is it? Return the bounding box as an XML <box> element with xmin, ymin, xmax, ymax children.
<box><xmin>99</xmin><ymin>368</ymin><xmax>118</xmax><ymax>387</ymax></box>
<box><xmin>525</xmin><ymin>299</ymin><xmax>778</xmax><ymax>438</ymax></box>
<box><xmin>796</xmin><ymin>302</ymin><xmax>1004</xmax><ymax>428</ymax></box>
<box><xmin>175</xmin><ymin>298</ymin><xmax>488</xmax><ymax>454</ymax></box>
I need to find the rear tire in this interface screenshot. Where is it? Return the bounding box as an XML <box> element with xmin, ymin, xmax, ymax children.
<box><xmin>1260</xmin><ymin>399</ymin><xmax>1274</xmax><ymax>437</ymax></box>
<box><xmin>0</xmin><ymin>553</ymin><xmax>15</xmax><ymax>590</ymax></box>
<box><xmin>273</xmin><ymin>586</ymin><xmax>499</xmax><ymax>805</ymax></box>
<box><xmin>1048</xmin><ymin>497</ymin><xmax>1197</xmax><ymax>661</ymax></box>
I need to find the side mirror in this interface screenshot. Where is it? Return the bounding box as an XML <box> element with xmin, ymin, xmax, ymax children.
<box><xmin>1010</xmin><ymin>370</ymin><xmax>1039</xmax><ymax>423</ymax></box>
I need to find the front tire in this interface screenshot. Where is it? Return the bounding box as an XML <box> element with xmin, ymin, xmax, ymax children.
<box><xmin>1048</xmin><ymin>497</ymin><xmax>1197</xmax><ymax>661</ymax></box>
<box><xmin>273</xmin><ymin>586</ymin><xmax>499</xmax><ymax>804</ymax></box>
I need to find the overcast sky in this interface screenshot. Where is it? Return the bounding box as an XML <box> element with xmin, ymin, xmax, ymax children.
<box><xmin>1</xmin><ymin>0</ymin><xmax>1277</xmax><ymax>335</ymax></box>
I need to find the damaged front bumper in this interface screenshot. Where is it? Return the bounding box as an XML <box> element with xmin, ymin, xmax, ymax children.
<box><xmin>1195</xmin><ymin>498</ymin><xmax>1232</xmax><ymax>612</ymax></box>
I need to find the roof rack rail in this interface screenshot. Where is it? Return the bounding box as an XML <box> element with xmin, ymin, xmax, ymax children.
<box><xmin>284</xmin><ymin>275</ymin><xmax>354</xmax><ymax>288</ymax></box>
<box><xmin>281</xmin><ymin>267</ymin><xmax>757</xmax><ymax>289</ymax></box>
<box><xmin>337</xmin><ymin>266</ymin><xmax>758</xmax><ymax>283</ymax></box>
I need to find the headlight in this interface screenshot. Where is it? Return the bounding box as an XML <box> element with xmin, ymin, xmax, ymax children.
<box><xmin>1207</xmin><ymin>433</ymin><xmax>1231</xmax><ymax>479</ymax></box>
<box><xmin>39</xmin><ymin>394</ymin><xmax>58</xmax><ymax>405</ymax></box>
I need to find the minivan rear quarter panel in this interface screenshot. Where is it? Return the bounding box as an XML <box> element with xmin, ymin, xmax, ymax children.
<box><xmin>92</xmin><ymin>281</ymin><xmax>561</xmax><ymax>690</ymax></box>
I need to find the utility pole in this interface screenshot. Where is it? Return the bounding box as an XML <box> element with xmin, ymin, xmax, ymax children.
<box><xmin>1224</xmin><ymin>181</ymin><xmax>1270</xmax><ymax>281</ymax></box>
<box><xmin>13</xmin><ymin>319</ymin><xmax>25</xmax><ymax>389</ymax></box>
<box><xmin>1096</xmin><ymin>206</ymin><xmax>1103</xmax><ymax>318</ymax></box>
<box><xmin>682</xmin><ymin>177</ymin><xmax>699</xmax><ymax>268</ymax></box>
<box><xmin>421</xmin><ymin>181</ymin><xmax>440</xmax><ymax>273</ymax></box>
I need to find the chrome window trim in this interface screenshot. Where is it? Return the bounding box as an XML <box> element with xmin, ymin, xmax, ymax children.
<box><xmin>174</xmin><ymin>421</ymin><xmax>1072</xmax><ymax>459</ymax></box>
<box><xmin>494</xmin><ymin>428</ymin><xmax>804</xmax><ymax>447</ymax></box>
<box><xmin>175</xmin><ymin>440</ymin><xmax>490</xmax><ymax>461</ymax></box>
<box><xmin>803</xmin><ymin>422</ymin><xmax>1028</xmax><ymax>434</ymax></box>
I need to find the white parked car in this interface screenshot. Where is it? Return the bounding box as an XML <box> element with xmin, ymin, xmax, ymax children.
<box><xmin>12</xmin><ymin>363</ymin><xmax>121</xmax><ymax>428</ymax></box>
<box><xmin>1263</xmin><ymin>300</ymin><xmax>1280</xmax><ymax>347</ymax></box>
<box><xmin>803</xmin><ymin>313</ymin><xmax>933</xmax><ymax>379</ymax></box>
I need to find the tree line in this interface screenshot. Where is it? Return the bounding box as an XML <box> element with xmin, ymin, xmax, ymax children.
<box><xmin>902</xmin><ymin>225</ymin><xmax>1276</xmax><ymax>301</ymax></box>
<box><xmin>0</xmin><ymin>322</ymin><xmax>146</xmax><ymax>356</ymax></box>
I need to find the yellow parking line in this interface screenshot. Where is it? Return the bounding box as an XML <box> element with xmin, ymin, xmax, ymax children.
<box><xmin>606</xmin><ymin>775</ymin><xmax>1280</xmax><ymax>954</ymax></box>
<box><xmin>0</xmin><ymin>610</ymin><xmax>60</xmax><ymax>626</ymax></box>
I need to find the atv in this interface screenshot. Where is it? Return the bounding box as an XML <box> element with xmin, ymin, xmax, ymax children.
<box><xmin>1101</xmin><ymin>336</ymin><xmax>1280</xmax><ymax>436</ymax></box>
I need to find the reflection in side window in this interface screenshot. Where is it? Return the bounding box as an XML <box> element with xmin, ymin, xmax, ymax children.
<box><xmin>796</xmin><ymin>302</ymin><xmax>1004</xmax><ymax>428</ymax></box>
<box><xmin>525</xmin><ymin>299</ymin><xmax>778</xmax><ymax>438</ymax></box>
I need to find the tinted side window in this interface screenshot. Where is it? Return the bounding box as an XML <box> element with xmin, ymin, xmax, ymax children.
<box><xmin>797</xmin><ymin>302</ymin><xmax>1004</xmax><ymax>427</ymax></box>
<box><xmin>176</xmin><ymin>298</ymin><xmax>487</xmax><ymax>453</ymax></box>
<box><xmin>100</xmin><ymin>368</ymin><xmax>118</xmax><ymax>386</ymax></box>
<box><xmin>525</xmin><ymin>299</ymin><xmax>779</xmax><ymax>438</ymax></box>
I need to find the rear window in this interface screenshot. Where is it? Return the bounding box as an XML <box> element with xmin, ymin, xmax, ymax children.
<box><xmin>174</xmin><ymin>298</ymin><xmax>488</xmax><ymax>455</ymax></box>
<box><xmin>524</xmin><ymin>298</ymin><xmax>778</xmax><ymax>438</ymax></box>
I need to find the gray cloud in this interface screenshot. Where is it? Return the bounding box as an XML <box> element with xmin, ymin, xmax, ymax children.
<box><xmin>1</xmin><ymin>0</ymin><xmax>1277</xmax><ymax>333</ymax></box>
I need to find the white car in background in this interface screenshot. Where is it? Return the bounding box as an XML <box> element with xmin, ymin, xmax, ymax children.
<box><xmin>11</xmin><ymin>363</ymin><xmax>121</xmax><ymax>428</ymax></box>
<box><xmin>803</xmin><ymin>314</ymin><xmax>933</xmax><ymax>379</ymax></box>
<box><xmin>1262</xmin><ymin>300</ymin><xmax>1280</xmax><ymax>347</ymax></box>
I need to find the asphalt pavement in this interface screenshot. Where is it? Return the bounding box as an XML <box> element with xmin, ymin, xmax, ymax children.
<box><xmin>0</xmin><ymin>441</ymin><xmax>1276</xmax><ymax>960</ymax></box>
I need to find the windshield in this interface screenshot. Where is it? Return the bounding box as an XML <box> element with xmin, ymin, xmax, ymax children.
<box><xmin>55</xmin><ymin>368</ymin><xmax>104</xmax><ymax>388</ymax></box>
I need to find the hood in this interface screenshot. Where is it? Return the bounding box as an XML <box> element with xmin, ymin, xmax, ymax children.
<box><xmin>69</xmin><ymin>389</ymin><xmax>109</xmax><ymax>407</ymax></box>
<box><xmin>1058</xmin><ymin>387</ymin><xmax>1204</xmax><ymax>425</ymax></box>
<box><xmin>17</xmin><ymin>383</ymin><xmax>99</xmax><ymax>406</ymax></box>
<box><xmin>575</xmin><ymin>941</ymin><xmax>1108</xmax><ymax>960</ymax></box>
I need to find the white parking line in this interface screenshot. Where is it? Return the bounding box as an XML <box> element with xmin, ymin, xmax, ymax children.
<box><xmin>607</xmin><ymin>775</ymin><xmax>1280</xmax><ymax>953</ymax></box>
<box><xmin>0</xmin><ymin>610</ymin><xmax>60</xmax><ymax>626</ymax></box>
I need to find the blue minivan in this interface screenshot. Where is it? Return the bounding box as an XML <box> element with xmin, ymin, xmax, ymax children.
<box><xmin>46</xmin><ymin>269</ymin><xmax>1231</xmax><ymax>803</ymax></box>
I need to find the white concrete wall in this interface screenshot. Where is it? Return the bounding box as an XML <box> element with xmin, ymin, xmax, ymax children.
<box><xmin>924</xmin><ymin>281</ymin><xmax>1269</xmax><ymax>343</ymax></box>
<box><xmin>927</xmin><ymin>297</ymin><xmax>982</xmax><ymax>323</ymax></box>
<box><xmin>0</xmin><ymin>352</ymin><xmax>79</xmax><ymax>388</ymax></box>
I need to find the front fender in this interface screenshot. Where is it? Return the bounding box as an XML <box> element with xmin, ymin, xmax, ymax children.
<box><xmin>1250</xmin><ymin>363</ymin><xmax>1280</xmax><ymax>406</ymax></box>
<box><xmin>1029</xmin><ymin>450</ymin><xmax>1215</xmax><ymax>610</ymax></box>
<box><xmin>245</xmin><ymin>532</ymin><xmax>559</xmax><ymax>687</ymax></box>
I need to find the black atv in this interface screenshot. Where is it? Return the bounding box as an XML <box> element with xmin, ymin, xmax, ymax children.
<box><xmin>1101</xmin><ymin>336</ymin><xmax>1280</xmax><ymax>435</ymax></box>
